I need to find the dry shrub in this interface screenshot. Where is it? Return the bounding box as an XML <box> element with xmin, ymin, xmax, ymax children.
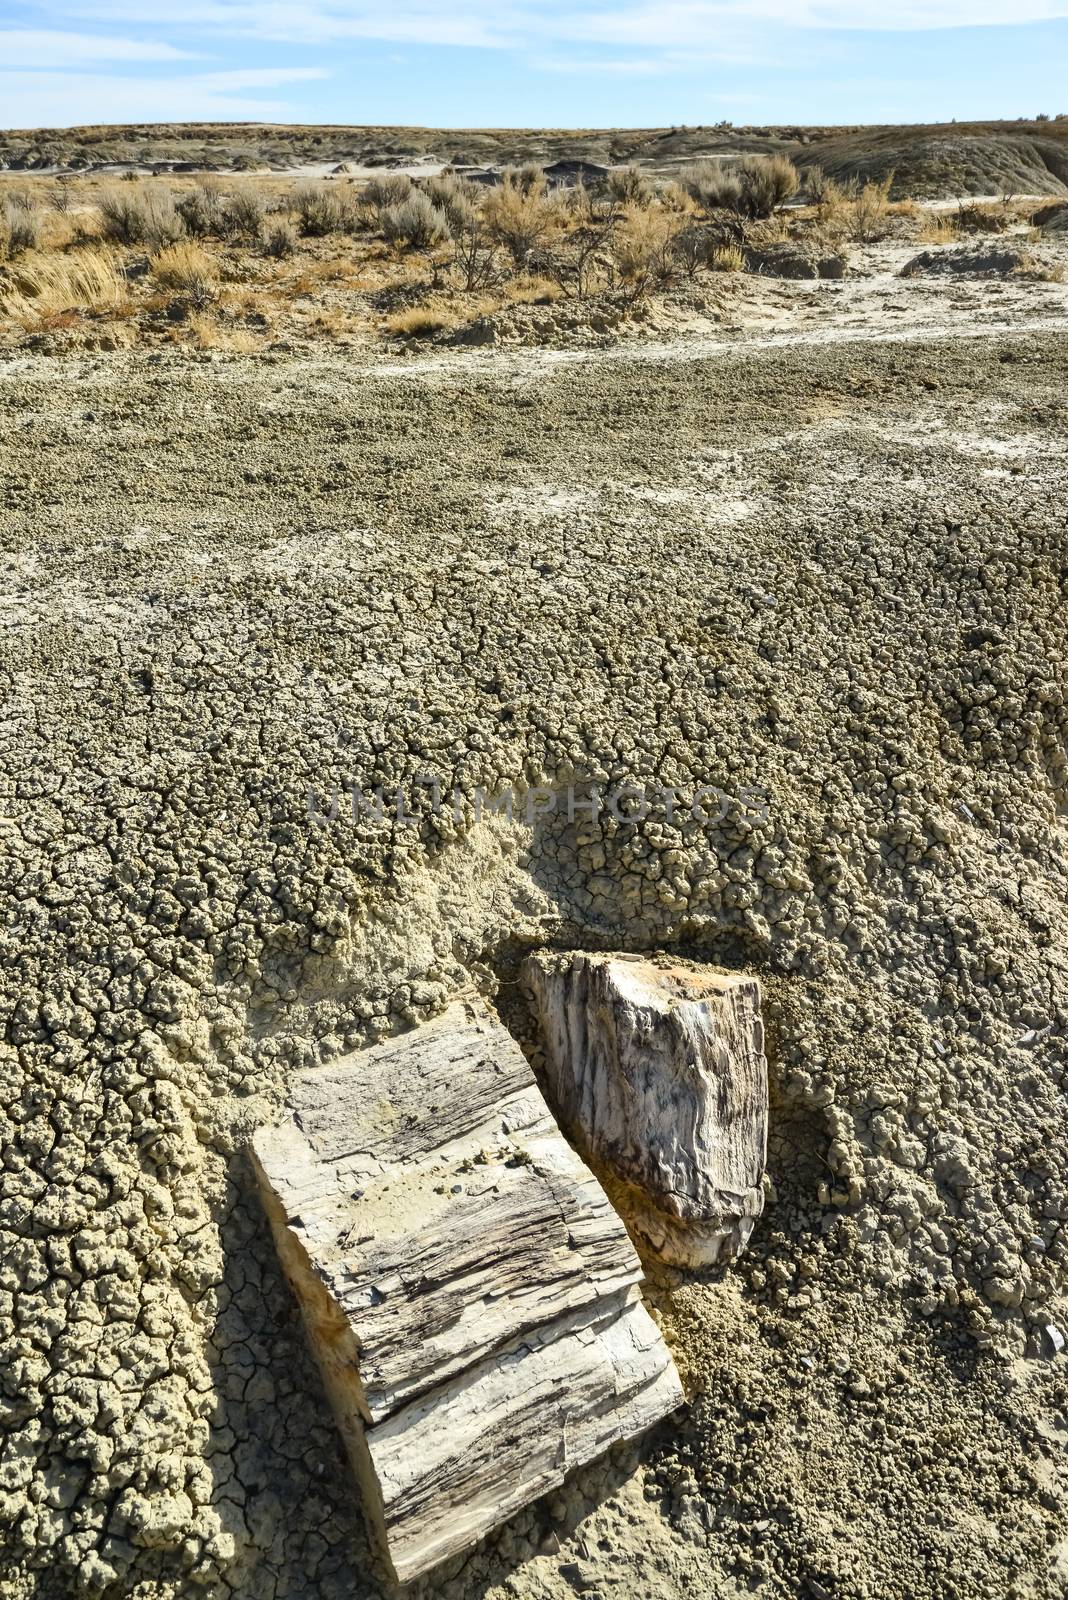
<box><xmin>0</xmin><ymin>199</ymin><xmax>42</xmax><ymax>257</ymax></box>
<box><xmin>150</xmin><ymin>241</ymin><xmax>218</xmax><ymax>305</ymax></box>
<box><xmin>184</xmin><ymin>311</ymin><xmax>260</xmax><ymax>352</ymax></box>
<box><xmin>292</xmin><ymin>182</ymin><xmax>360</xmax><ymax>238</ymax></box>
<box><xmin>612</xmin><ymin>203</ymin><xmax>681</xmax><ymax>297</ymax></box>
<box><xmin>100</xmin><ymin>185</ymin><xmax>183</xmax><ymax>247</ymax></box>
<box><xmin>380</xmin><ymin>191</ymin><xmax>451</xmax><ymax>248</ymax></box>
<box><xmin>485</xmin><ymin>176</ymin><xmax>559</xmax><ymax>265</ymax></box>
<box><xmin>501</xmin><ymin>274</ymin><xmax>563</xmax><ymax>304</ymax></box>
<box><xmin>803</xmin><ymin>166</ymin><xmax>839</xmax><ymax>206</ymax></box>
<box><xmin>50</xmin><ymin>177</ymin><xmax>75</xmax><ymax>215</ymax></box>
<box><xmin>736</xmin><ymin>154</ymin><xmax>799</xmax><ymax>218</ymax></box>
<box><xmin>502</xmin><ymin>163</ymin><xmax>546</xmax><ymax>196</ymax></box>
<box><xmin>264</xmin><ymin>219</ymin><xmax>298</xmax><ymax>258</ymax></box>
<box><xmin>384</xmin><ymin>304</ymin><xmax>457</xmax><ymax>338</ymax></box>
<box><xmin>685</xmin><ymin>160</ymin><xmax>743</xmax><ymax>211</ymax></box>
<box><xmin>686</xmin><ymin>155</ymin><xmax>798</xmax><ymax>219</ymax></box>
<box><xmin>608</xmin><ymin>165</ymin><xmax>652</xmax><ymax>205</ymax></box>
<box><xmin>177</xmin><ymin>185</ymin><xmax>224</xmax><ymax>238</ymax></box>
<box><xmin>0</xmin><ymin>247</ymin><xmax>125</xmax><ymax>321</ymax></box>
<box><xmin>450</xmin><ymin>210</ymin><xmax>499</xmax><ymax>291</ymax></box>
<box><xmin>849</xmin><ymin>175</ymin><xmax>894</xmax><ymax>242</ymax></box>
<box><xmin>364</xmin><ymin>174</ymin><xmax>413</xmax><ymax>211</ymax></box>
<box><xmin>223</xmin><ymin>186</ymin><xmax>268</xmax><ymax>242</ymax></box>
<box><xmin>670</xmin><ymin>223</ymin><xmax>710</xmax><ymax>276</ymax></box>
<box><xmin>424</xmin><ymin>175</ymin><xmax>481</xmax><ymax>236</ymax></box>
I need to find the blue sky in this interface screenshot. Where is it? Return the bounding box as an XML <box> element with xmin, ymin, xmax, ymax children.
<box><xmin>1</xmin><ymin>2</ymin><xmax>1067</xmax><ymax>129</ymax></box>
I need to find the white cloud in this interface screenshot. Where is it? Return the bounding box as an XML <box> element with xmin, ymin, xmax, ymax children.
<box><xmin>0</xmin><ymin>66</ymin><xmax>329</xmax><ymax>127</ymax></box>
<box><xmin>0</xmin><ymin>28</ymin><xmax>198</xmax><ymax>64</ymax></box>
<box><xmin>560</xmin><ymin>0</ymin><xmax>1068</xmax><ymax>40</ymax></box>
<box><xmin>52</xmin><ymin>0</ymin><xmax>1068</xmax><ymax>43</ymax></box>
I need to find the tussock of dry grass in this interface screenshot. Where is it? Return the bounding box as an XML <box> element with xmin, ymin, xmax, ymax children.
<box><xmin>709</xmin><ymin>243</ymin><xmax>746</xmax><ymax>272</ymax></box>
<box><xmin>151</xmin><ymin>241</ymin><xmax>219</xmax><ymax>298</ymax></box>
<box><xmin>919</xmin><ymin>213</ymin><xmax>960</xmax><ymax>245</ymax></box>
<box><xmin>0</xmin><ymin>246</ymin><xmax>125</xmax><ymax>321</ymax></box>
<box><xmin>384</xmin><ymin>304</ymin><xmax>460</xmax><ymax>338</ymax></box>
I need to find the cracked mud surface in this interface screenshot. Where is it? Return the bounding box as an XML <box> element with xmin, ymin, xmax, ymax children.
<box><xmin>1</xmin><ymin>305</ymin><xmax>1067</xmax><ymax>1600</ymax></box>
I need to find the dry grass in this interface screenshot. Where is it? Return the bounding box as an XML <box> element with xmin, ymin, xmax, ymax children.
<box><xmin>919</xmin><ymin>213</ymin><xmax>960</xmax><ymax>244</ymax></box>
<box><xmin>184</xmin><ymin>311</ymin><xmax>262</xmax><ymax>352</ymax></box>
<box><xmin>150</xmin><ymin>240</ymin><xmax>219</xmax><ymax>302</ymax></box>
<box><xmin>500</xmin><ymin>274</ymin><xmax>563</xmax><ymax>305</ymax></box>
<box><xmin>709</xmin><ymin>243</ymin><xmax>746</xmax><ymax>272</ymax></box>
<box><xmin>384</xmin><ymin>303</ymin><xmax>460</xmax><ymax>339</ymax></box>
<box><xmin>0</xmin><ymin>246</ymin><xmax>126</xmax><ymax>322</ymax></box>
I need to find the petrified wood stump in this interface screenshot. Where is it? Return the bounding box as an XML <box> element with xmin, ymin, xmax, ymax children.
<box><xmin>251</xmin><ymin>996</ymin><xmax>682</xmax><ymax>1585</ymax></box>
<box><xmin>523</xmin><ymin>953</ymin><xmax>768</xmax><ymax>1268</ymax></box>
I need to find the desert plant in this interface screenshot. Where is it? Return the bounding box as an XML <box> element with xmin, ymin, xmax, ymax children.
<box><xmin>670</xmin><ymin>223</ymin><xmax>711</xmax><ymax>277</ymax></box>
<box><xmin>803</xmin><ymin>166</ymin><xmax>840</xmax><ymax>207</ymax></box>
<box><xmin>99</xmin><ymin>185</ymin><xmax>184</xmax><ymax>247</ymax></box>
<box><xmin>485</xmin><ymin>175</ymin><xmax>559</xmax><ymax>266</ymax></box>
<box><xmin>684</xmin><ymin>159</ymin><xmax>744</xmax><ymax>211</ymax></box>
<box><xmin>0</xmin><ymin>246</ymin><xmax>125</xmax><ymax>319</ymax></box>
<box><xmin>849</xmin><ymin>174</ymin><xmax>894</xmax><ymax>242</ymax></box>
<box><xmin>1</xmin><ymin>199</ymin><xmax>42</xmax><ymax>256</ymax></box>
<box><xmin>450</xmin><ymin>211</ymin><xmax>500</xmax><ymax>291</ymax></box>
<box><xmin>292</xmin><ymin>181</ymin><xmax>360</xmax><ymax>237</ymax></box>
<box><xmin>50</xmin><ymin>176</ymin><xmax>75</xmax><ymax>214</ymax></box>
<box><xmin>384</xmin><ymin>304</ymin><xmax>456</xmax><ymax>338</ymax></box>
<box><xmin>501</xmin><ymin>163</ymin><xmax>546</xmax><ymax>197</ymax></box>
<box><xmin>150</xmin><ymin>240</ymin><xmax>218</xmax><ymax>306</ymax></box>
<box><xmin>223</xmin><ymin>186</ymin><xmax>268</xmax><ymax>242</ymax></box>
<box><xmin>381</xmin><ymin>190</ymin><xmax>451</xmax><ymax>248</ymax></box>
<box><xmin>608</xmin><ymin>165</ymin><xmax>652</xmax><ymax>206</ymax></box>
<box><xmin>612</xmin><ymin>202</ymin><xmax>681</xmax><ymax>299</ymax></box>
<box><xmin>542</xmin><ymin>183</ymin><xmax>617</xmax><ymax>298</ymax></box>
<box><xmin>264</xmin><ymin>219</ymin><xmax>298</xmax><ymax>258</ymax></box>
<box><xmin>736</xmin><ymin>154</ymin><xmax>799</xmax><ymax>218</ymax></box>
<box><xmin>424</xmin><ymin>174</ymin><xmax>481</xmax><ymax>236</ymax></box>
<box><xmin>364</xmin><ymin>173</ymin><xmax>413</xmax><ymax>211</ymax></box>
<box><xmin>686</xmin><ymin>155</ymin><xmax>799</xmax><ymax>220</ymax></box>
<box><xmin>709</xmin><ymin>243</ymin><xmax>745</xmax><ymax>272</ymax></box>
<box><xmin>177</xmin><ymin>185</ymin><xmax>224</xmax><ymax>238</ymax></box>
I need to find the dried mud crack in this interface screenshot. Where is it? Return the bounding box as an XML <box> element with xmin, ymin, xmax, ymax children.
<box><xmin>1</xmin><ymin>324</ymin><xmax>1067</xmax><ymax>1600</ymax></box>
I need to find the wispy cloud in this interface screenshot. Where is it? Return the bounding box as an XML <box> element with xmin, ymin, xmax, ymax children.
<box><xmin>0</xmin><ymin>28</ymin><xmax>198</xmax><ymax>64</ymax></box>
<box><xmin>0</xmin><ymin>65</ymin><xmax>329</xmax><ymax>127</ymax></box>
<box><xmin>50</xmin><ymin>0</ymin><xmax>1068</xmax><ymax>44</ymax></box>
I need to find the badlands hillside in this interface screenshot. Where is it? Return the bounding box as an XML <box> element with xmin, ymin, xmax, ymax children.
<box><xmin>4</xmin><ymin>116</ymin><xmax>1068</xmax><ymax>198</ymax></box>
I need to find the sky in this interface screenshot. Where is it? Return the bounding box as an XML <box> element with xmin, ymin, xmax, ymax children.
<box><xmin>1</xmin><ymin>2</ymin><xmax>1067</xmax><ymax>130</ymax></box>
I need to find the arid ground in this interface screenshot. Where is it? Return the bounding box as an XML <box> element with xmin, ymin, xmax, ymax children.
<box><xmin>1</xmin><ymin>133</ymin><xmax>1067</xmax><ymax>1600</ymax></box>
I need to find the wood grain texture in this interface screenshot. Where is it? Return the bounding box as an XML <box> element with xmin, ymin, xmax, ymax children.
<box><xmin>523</xmin><ymin>953</ymin><xmax>769</xmax><ymax>1268</ymax></box>
<box><xmin>251</xmin><ymin>995</ymin><xmax>683</xmax><ymax>1584</ymax></box>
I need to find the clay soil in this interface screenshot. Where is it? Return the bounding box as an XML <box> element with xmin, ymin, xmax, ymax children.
<box><xmin>1</xmin><ymin>257</ymin><xmax>1067</xmax><ymax>1600</ymax></box>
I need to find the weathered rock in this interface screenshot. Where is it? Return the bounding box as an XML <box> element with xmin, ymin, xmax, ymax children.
<box><xmin>251</xmin><ymin>995</ymin><xmax>682</xmax><ymax>1584</ymax></box>
<box><xmin>523</xmin><ymin>953</ymin><xmax>769</xmax><ymax>1268</ymax></box>
<box><xmin>745</xmin><ymin>242</ymin><xmax>848</xmax><ymax>279</ymax></box>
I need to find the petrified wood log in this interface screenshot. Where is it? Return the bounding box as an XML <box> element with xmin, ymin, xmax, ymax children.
<box><xmin>523</xmin><ymin>953</ymin><xmax>768</xmax><ymax>1268</ymax></box>
<box><xmin>251</xmin><ymin>996</ymin><xmax>682</xmax><ymax>1585</ymax></box>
